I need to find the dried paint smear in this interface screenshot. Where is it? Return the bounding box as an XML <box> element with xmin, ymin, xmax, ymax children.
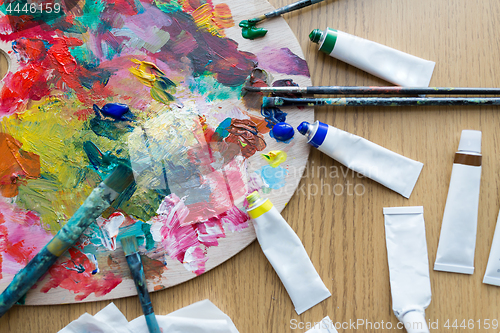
<box><xmin>0</xmin><ymin>0</ymin><xmax>309</xmax><ymax>301</ymax></box>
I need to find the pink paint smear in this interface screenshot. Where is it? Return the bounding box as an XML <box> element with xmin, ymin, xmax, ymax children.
<box><xmin>0</xmin><ymin>201</ymin><xmax>54</xmax><ymax>279</ymax></box>
<box><xmin>150</xmin><ymin>194</ymin><xmax>249</xmax><ymax>275</ymax></box>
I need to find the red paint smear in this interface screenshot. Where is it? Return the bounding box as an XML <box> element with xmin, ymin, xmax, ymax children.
<box><xmin>41</xmin><ymin>248</ymin><xmax>122</xmax><ymax>301</ymax></box>
<box><xmin>0</xmin><ymin>34</ymin><xmax>112</xmax><ymax>114</ymax></box>
<box><xmin>5</xmin><ymin>239</ymin><xmax>36</xmax><ymax>267</ymax></box>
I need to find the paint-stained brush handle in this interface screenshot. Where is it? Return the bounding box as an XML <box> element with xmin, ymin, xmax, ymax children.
<box><xmin>244</xmin><ymin>85</ymin><xmax>500</xmax><ymax>95</ymax></box>
<box><xmin>122</xmin><ymin>237</ymin><xmax>161</xmax><ymax>333</ymax></box>
<box><xmin>0</xmin><ymin>164</ymin><xmax>135</xmax><ymax>317</ymax></box>
<box><xmin>263</xmin><ymin>96</ymin><xmax>500</xmax><ymax>107</ymax></box>
<box><xmin>0</xmin><ymin>248</ymin><xmax>58</xmax><ymax>317</ymax></box>
<box><xmin>263</xmin><ymin>0</ymin><xmax>324</xmax><ymax>20</ymax></box>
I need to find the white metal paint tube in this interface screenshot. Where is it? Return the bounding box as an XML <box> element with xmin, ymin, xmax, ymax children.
<box><xmin>384</xmin><ymin>207</ymin><xmax>432</xmax><ymax>333</ymax></box>
<box><xmin>309</xmin><ymin>28</ymin><xmax>435</xmax><ymax>87</ymax></box>
<box><xmin>246</xmin><ymin>191</ymin><xmax>331</xmax><ymax>315</ymax></box>
<box><xmin>434</xmin><ymin>130</ymin><xmax>482</xmax><ymax>274</ymax></box>
<box><xmin>297</xmin><ymin>121</ymin><xmax>423</xmax><ymax>198</ymax></box>
<box><xmin>304</xmin><ymin>317</ymin><xmax>338</xmax><ymax>333</ymax></box>
<box><xmin>484</xmin><ymin>209</ymin><xmax>500</xmax><ymax>286</ymax></box>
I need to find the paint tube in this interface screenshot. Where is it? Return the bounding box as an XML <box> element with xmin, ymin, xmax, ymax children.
<box><xmin>309</xmin><ymin>28</ymin><xmax>435</xmax><ymax>87</ymax></box>
<box><xmin>484</xmin><ymin>209</ymin><xmax>500</xmax><ymax>286</ymax></box>
<box><xmin>384</xmin><ymin>207</ymin><xmax>431</xmax><ymax>333</ymax></box>
<box><xmin>304</xmin><ymin>316</ymin><xmax>338</xmax><ymax>333</ymax></box>
<box><xmin>246</xmin><ymin>191</ymin><xmax>331</xmax><ymax>314</ymax></box>
<box><xmin>297</xmin><ymin>121</ymin><xmax>423</xmax><ymax>198</ymax></box>
<box><xmin>434</xmin><ymin>130</ymin><xmax>482</xmax><ymax>275</ymax></box>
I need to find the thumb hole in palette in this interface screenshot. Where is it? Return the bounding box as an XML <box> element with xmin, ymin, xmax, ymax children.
<box><xmin>0</xmin><ymin>50</ymin><xmax>7</xmax><ymax>81</ymax></box>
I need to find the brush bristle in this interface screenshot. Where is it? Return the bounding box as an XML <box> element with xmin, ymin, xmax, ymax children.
<box><xmin>103</xmin><ymin>164</ymin><xmax>135</xmax><ymax>194</ymax></box>
<box><xmin>120</xmin><ymin>236</ymin><xmax>139</xmax><ymax>256</ymax></box>
<box><xmin>261</xmin><ymin>97</ymin><xmax>276</xmax><ymax>108</ymax></box>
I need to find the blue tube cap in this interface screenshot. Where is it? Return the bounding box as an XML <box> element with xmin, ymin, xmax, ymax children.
<box><xmin>297</xmin><ymin>122</ymin><xmax>309</xmax><ymax>135</ymax></box>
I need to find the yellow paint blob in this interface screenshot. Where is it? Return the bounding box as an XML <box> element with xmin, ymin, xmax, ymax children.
<box><xmin>261</xmin><ymin>150</ymin><xmax>287</xmax><ymax>168</ymax></box>
<box><xmin>129</xmin><ymin>59</ymin><xmax>163</xmax><ymax>87</ymax></box>
<box><xmin>0</xmin><ymin>98</ymin><xmax>128</xmax><ymax>231</ymax></box>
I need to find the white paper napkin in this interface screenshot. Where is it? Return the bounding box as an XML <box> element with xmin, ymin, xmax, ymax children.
<box><xmin>58</xmin><ymin>299</ymin><xmax>239</xmax><ymax>333</ymax></box>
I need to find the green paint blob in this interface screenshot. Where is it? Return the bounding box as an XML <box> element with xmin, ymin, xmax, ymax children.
<box><xmin>70</xmin><ymin>45</ymin><xmax>100</xmax><ymax>68</ymax></box>
<box><xmin>189</xmin><ymin>75</ymin><xmax>241</xmax><ymax>101</ymax></box>
<box><xmin>239</xmin><ymin>20</ymin><xmax>268</xmax><ymax>40</ymax></box>
<box><xmin>76</xmin><ymin>0</ymin><xmax>106</xmax><ymax>31</ymax></box>
<box><xmin>122</xmin><ymin>188</ymin><xmax>164</xmax><ymax>222</ymax></box>
<box><xmin>154</xmin><ymin>0</ymin><xmax>182</xmax><ymax>13</ymax></box>
<box><xmin>141</xmin><ymin>223</ymin><xmax>156</xmax><ymax>251</ymax></box>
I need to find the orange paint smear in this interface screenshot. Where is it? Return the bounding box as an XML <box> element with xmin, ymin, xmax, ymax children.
<box><xmin>212</xmin><ymin>4</ymin><xmax>234</xmax><ymax>29</ymax></box>
<box><xmin>0</xmin><ymin>133</ymin><xmax>40</xmax><ymax>197</ymax></box>
<box><xmin>142</xmin><ymin>255</ymin><xmax>166</xmax><ymax>283</ymax></box>
<box><xmin>192</xmin><ymin>3</ymin><xmax>234</xmax><ymax>37</ymax></box>
<box><xmin>242</xmin><ymin>110</ymin><xmax>271</xmax><ymax>134</ymax></box>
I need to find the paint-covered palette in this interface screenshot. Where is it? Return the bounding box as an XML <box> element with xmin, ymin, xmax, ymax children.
<box><xmin>0</xmin><ymin>0</ymin><xmax>313</xmax><ymax>304</ymax></box>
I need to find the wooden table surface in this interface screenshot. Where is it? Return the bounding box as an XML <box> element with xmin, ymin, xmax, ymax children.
<box><xmin>2</xmin><ymin>0</ymin><xmax>500</xmax><ymax>332</ymax></box>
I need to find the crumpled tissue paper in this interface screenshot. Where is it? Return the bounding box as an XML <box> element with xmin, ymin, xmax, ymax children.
<box><xmin>58</xmin><ymin>299</ymin><xmax>239</xmax><ymax>333</ymax></box>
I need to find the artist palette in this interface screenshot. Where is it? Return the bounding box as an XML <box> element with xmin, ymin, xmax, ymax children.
<box><xmin>0</xmin><ymin>0</ymin><xmax>313</xmax><ymax>304</ymax></box>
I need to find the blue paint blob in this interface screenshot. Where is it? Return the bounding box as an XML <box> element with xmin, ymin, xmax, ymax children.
<box><xmin>271</xmin><ymin>122</ymin><xmax>294</xmax><ymax>142</ymax></box>
<box><xmin>261</xmin><ymin>107</ymin><xmax>287</xmax><ymax>129</ymax></box>
<box><xmin>93</xmin><ymin>103</ymin><xmax>135</xmax><ymax>121</ymax></box>
<box><xmin>101</xmin><ymin>103</ymin><xmax>130</xmax><ymax>118</ymax></box>
<box><xmin>256</xmin><ymin>165</ymin><xmax>288</xmax><ymax>190</ymax></box>
<box><xmin>215</xmin><ymin>117</ymin><xmax>232</xmax><ymax>138</ymax></box>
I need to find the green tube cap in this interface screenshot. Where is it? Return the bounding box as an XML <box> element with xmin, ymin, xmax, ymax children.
<box><xmin>309</xmin><ymin>29</ymin><xmax>322</xmax><ymax>43</ymax></box>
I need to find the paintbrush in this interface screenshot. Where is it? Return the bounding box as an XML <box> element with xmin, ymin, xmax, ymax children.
<box><xmin>244</xmin><ymin>85</ymin><xmax>500</xmax><ymax>95</ymax></box>
<box><xmin>120</xmin><ymin>235</ymin><xmax>161</xmax><ymax>333</ymax></box>
<box><xmin>0</xmin><ymin>163</ymin><xmax>135</xmax><ymax>317</ymax></box>
<box><xmin>239</xmin><ymin>0</ymin><xmax>324</xmax><ymax>39</ymax></box>
<box><xmin>262</xmin><ymin>96</ymin><xmax>500</xmax><ymax>108</ymax></box>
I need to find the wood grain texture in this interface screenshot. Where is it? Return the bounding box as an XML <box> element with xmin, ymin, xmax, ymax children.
<box><xmin>2</xmin><ymin>0</ymin><xmax>500</xmax><ymax>332</ymax></box>
<box><xmin>0</xmin><ymin>51</ymin><xmax>6</xmax><ymax>80</ymax></box>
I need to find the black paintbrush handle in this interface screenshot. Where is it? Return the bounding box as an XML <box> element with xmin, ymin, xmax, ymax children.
<box><xmin>264</xmin><ymin>0</ymin><xmax>324</xmax><ymax>19</ymax></box>
<box><xmin>245</xmin><ymin>86</ymin><xmax>500</xmax><ymax>95</ymax></box>
<box><xmin>263</xmin><ymin>96</ymin><xmax>500</xmax><ymax>107</ymax></box>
